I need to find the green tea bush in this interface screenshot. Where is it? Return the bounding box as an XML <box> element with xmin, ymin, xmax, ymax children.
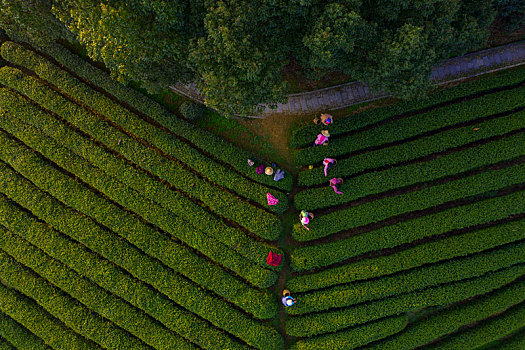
<box><xmin>179</xmin><ymin>100</ymin><xmax>205</xmax><ymax>120</ymax></box>
<box><xmin>0</xmin><ymin>249</ymin><xmax>160</xmax><ymax>350</ymax></box>
<box><xmin>0</xmin><ymin>108</ymin><xmax>278</xmax><ymax>287</ymax></box>
<box><xmin>285</xmin><ymin>264</ymin><xmax>525</xmax><ymax>337</ymax></box>
<box><xmin>0</xmin><ymin>65</ymin><xmax>282</xmax><ymax>239</ymax></box>
<box><xmin>287</xmin><ymin>218</ymin><xmax>525</xmax><ymax>292</ymax></box>
<box><xmin>0</xmin><ymin>88</ymin><xmax>282</xmax><ymax>270</ymax></box>
<box><xmin>0</xmin><ymin>282</ymin><xmax>97</xmax><ymax>350</ymax></box>
<box><xmin>294</xmin><ymin>132</ymin><xmax>525</xmax><ymax>211</ymax></box>
<box><xmin>298</xmin><ymin>109</ymin><xmax>525</xmax><ymax>187</ymax></box>
<box><xmin>0</xmin><ymin>196</ymin><xmax>283</xmax><ymax>349</ymax></box>
<box><xmin>291</xmin><ymin>190</ymin><xmax>525</xmax><ymax>271</ymax></box>
<box><xmin>31</xmin><ymin>42</ymin><xmax>293</xmax><ymax>192</ymax></box>
<box><xmin>294</xmin><ymin>85</ymin><xmax>525</xmax><ymax>166</ymax></box>
<box><xmin>289</xmin><ymin>66</ymin><xmax>525</xmax><ymax>148</ymax></box>
<box><xmin>293</xmin><ymin>161</ymin><xmax>525</xmax><ymax>241</ymax></box>
<box><xmin>492</xmin><ymin>328</ymin><xmax>525</xmax><ymax>350</ymax></box>
<box><xmin>0</xmin><ymin>312</ymin><xmax>50</xmax><ymax>350</ymax></box>
<box><xmin>364</xmin><ymin>277</ymin><xmax>525</xmax><ymax>350</ymax></box>
<box><xmin>287</xmin><ymin>240</ymin><xmax>525</xmax><ymax>315</ymax></box>
<box><xmin>0</xmin><ymin>157</ymin><xmax>277</xmax><ymax>320</ymax></box>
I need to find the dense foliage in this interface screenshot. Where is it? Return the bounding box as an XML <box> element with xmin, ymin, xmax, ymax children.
<box><xmin>0</xmin><ymin>0</ymin><xmax>499</xmax><ymax>115</ymax></box>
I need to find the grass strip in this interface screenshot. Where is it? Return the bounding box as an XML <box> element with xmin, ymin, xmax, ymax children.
<box><xmin>0</xmin><ymin>224</ymin><xmax>245</xmax><ymax>350</ymax></box>
<box><xmin>292</xmin><ymin>190</ymin><xmax>525</xmax><ymax>271</ymax></box>
<box><xmin>294</xmin><ymin>84</ymin><xmax>525</xmax><ymax>165</ymax></box>
<box><xmin>0</xmin><ymin>87</ymin><xmax>282</xmax><ymax>270</ymax></box>
<box><xmin>0</xmin><ymin>41</ymin><xmax>289</xmax><ymax>213</ymax></box>
<box><xmin>44</xmin><ymin>42</ymin><xmax>293</xmax><ymax>191</ymax></box>
<box><xmin>298</xmin><ymin>109</ymin><xmax>525</xmax><ymax>186</ymax></box>
<box><xmin>294</xmin><ymin>131</ymin><xmax>525</xmax><ymax>211</ymax></box>
<box><xmin>290</xmin><ymin>65</ymin><xmax>525</xmax><ymax>148</ymax></box>
<box><xmin>0</xmin><ymin>311</ymin><xmax>50</xmax><ymax>350</ymax></box>
<box><xmin>363</xmin><ymin>276</ymin><xmax>525</xmax><ymax>350</ymax></box>
<box><xmin>0</xmin><ymin>248</ymin><xmax>154</xmax><ymax>350</ymax></box>
<box><xmin>422</xmin><ymin>301</ymin><xmax>525</xmax><ymax>350</ymax></box>
<box><xmin>287</xmin><ymin>218</ymin><xmax>525</xmax><ymax>292</ymax></box>
<box><xmin>0</xmin><ymin>194</ymin><xmax>283</xmax><ymax>349</ymax></box>
<box><xmin>0</xmin><ymin>100</ymin><xmax>278</xmax><ymax>286</ymax></box>
<box><xmin>0</xmin><ymin>156</ymin><xmax>277</xmax><ymax>320</ymax></box>
<box><xmin>0</xmin><ymin>66</ymin><xmax>281</xmax><ymax>240</ymax></box>
<box><xmin>290</xmin><ymin>314</ymin><xmax>408</xmax><ymax>350</ymax></box>
<box><xmin>287</xmin><ymin>240</ymin><xmax>525</xmax><ymax>315</ymax></box>
<box><xmin>285</xmin><ymin>264</ymin><xmax>525</xmax><ymax>337</ymax></box>
<box><xmin>0</xmin><ymin>281</ymin><xmax>99</xmax><ymax>350</ymax></box>
<box><xmin>294</xmin><ymin>161</ymin><xmax>525</xmax><ymax>241</ymax></box>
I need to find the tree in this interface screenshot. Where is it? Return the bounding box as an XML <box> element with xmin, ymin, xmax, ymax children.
<box><xmin>52</xmin><ymin>0</ymin><xmax>201</xmax><ymax>91</ymax></box>
<box><xmin>0</xmin><ymin>0</ymin><xmax>71</xmax><ymax>46</ymax></box>
<box><xmin>189</xmin><ymin>0</ymin><xmax>288</xmax><ymax>116</ymax></box>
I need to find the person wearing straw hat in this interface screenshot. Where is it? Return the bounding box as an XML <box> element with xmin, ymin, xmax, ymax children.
<box><xmin>265</xmin><ymin>167</ymin><xmax>274</xmax><ymax>176</ymax></box>
<box><xmin>314</xmin><ymin>113</ymin><xmax>334</xmax><ymax>126</ymax></box>
<box><xmin>282</xmin><ymin>290</ymin><xmax>296</xmax><ymax>307</ymax></box>
<box><xmin>299</xmin><ymin>210</ymin><xmax>314</xmax><ymax>230</ymax></box>
<box><xmin>329</xmin><ymin>177</ymin><xmax>344</xmax><ymax>194</ymax></box>
<box><xmin>314</xmin><ymin>130</ymin><xmax>330</xmax><ymax>146</ymax></box>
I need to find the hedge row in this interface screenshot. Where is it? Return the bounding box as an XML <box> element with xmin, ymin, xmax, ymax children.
<box><xmin>287</xmin><ymin>240</ymin><xmax>525</xmax><ymax>315</ymax></box>
<box><xmin>0</xmin><ymin>280</ymin><xmax>98</xmax><ymax>350</ymax></box>
<box><xmin>285</xmin><ymin>263</ymin><xmax>525</xmax><ymax>337</ymax></box>
<box><xmin>0</xmin><ymin>194</ymin><xmax>283</xmax><ymax>349</ymax></box>
<box><xmin>0</xmin><ymin>224</ymin><xmax>252</xmax><ymax>350</ymax></box>
<box><xmin>0</xmin><ymin>311</ymin><xmax>50</xmax><ymax>350</ymax></box>
<box><xmin>423</xmin><ymin>301</ymin><xmax>525</xmax><ymax>349</ymax></box>
<box><xmin>0</xmin><ymin>159</ymin><xmax>277</xmax><ymax>320</ymax></box>
<box><xmin>290</xmin><ymin>65</ymin><xmax>525</xmax><ymax>148</ymax></box>
<box><xmin>0</xmin><ymin>42</ymin><xmax>289</xmax><ymax>214</ymax></box>
<box><xmin>0</xmin><ymin>102</ymin><xmax>278</xmax><ymax>286</ymax></box>
<box><xmin>0</xmin><ymin>248</ymin><xmax>158</xmax><ymax>350</ymax></box>
<box><xmin>42</xmin><ymin>42</ymin><xmax>293</xmax><ymax>192</ymax></box>
<box><xmin>287</xmin><ymin>218</ymin><xmax>525</xmax><ymax>292</ymax></box>
<box><xmin>293</xmin><ymin>161</ymin><xmax>525</xmax><ymax>241</ymax></box>
<box><xmin>290</xmin><ymin>314</ymin><xmax>408</xmax><ymax>350</ymax></box>
<box><xmin>0</xmin><ymin>66</ymin><xmax>281</xmax><ymax>240</ymax></box>
<box><xmin>294</xmin><ymin>84</ymin><xmax>525</xmax><ymax>165</ymax></box>
<box><xmin>363</xmin><ymin>276</ymin><xmax>525</xmax><ymax>350</ymax></box>
<box><xmin>298</xmin><ymin>108</ymin><xmax>525</xmax><ymax>187</ymax></box>
<box><xmin>294</xmin><ymin>131</ymin><xmax>525</xmax><ymax>211</ymax></box>
<box><xmin>0</xmin><ymin>88</ymin><xmax>282</xmax><ymax>270</ymax></box>
<box><xmin>292</xmin><ymin>189</ymin><xmax>525</xmax><ymax>271</ymax></box>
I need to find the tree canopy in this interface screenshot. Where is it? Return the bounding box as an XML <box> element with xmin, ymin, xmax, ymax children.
<box><xmin>1</xmin><ymin>0</ymin><xmax>499</xmax><ymax>116</ymax></box>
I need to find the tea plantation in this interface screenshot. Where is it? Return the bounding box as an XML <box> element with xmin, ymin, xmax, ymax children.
<box><xmin>0</xmin><ymin>38</ymin><xmax>524</xmax><ymax>350</ymax></box>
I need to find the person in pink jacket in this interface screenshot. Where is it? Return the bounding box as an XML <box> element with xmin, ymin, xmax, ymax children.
<box><xmin>329</xmin><ymin>177</ymin><xmax>343</xmax><ymax>194</ymax></box>
<box><xmin>323</xmin><ymin>158</ymin><xmax>337</xmax><ymax>176</ymax></box>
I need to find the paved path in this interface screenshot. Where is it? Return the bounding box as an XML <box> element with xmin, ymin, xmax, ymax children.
<box><xmin>170</xmin><ymin>41</ymin><xmax>525</xmax><ymax>117</ymax></box>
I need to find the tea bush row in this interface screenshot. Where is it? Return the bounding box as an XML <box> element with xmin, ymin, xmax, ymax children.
<box><xmin>0</xmin><ymin>311</ymin><xmax>50</xmax><ymax>350</ymax></box>
<box><xmin>298</xmin><ymin>109</ymin><xmax>525</xmax><ymax>187</ymax></box>
<box><xmin>287</xmin><ymin>218</ymin><xmax>525</xmax><ymax>291</ymax></box>
<box><xmin>285</xmin><ymin>264</ymin><xmax>525</xmax><ymax>337</ymax></box>
<box><xmin>293</xmin><ymin>161</ymin><xmax>525</xmax><ymax>241</ymax></box>
<box><xmin>0</xmin><ymin>88</ymin><xmax>281</xmax><ymax>270</ymax></box>
<box><xmin>0</xmin><ymin>106</ymin><xmax>278</xmax><ymax>287</ymax></box>
<box><xmin>291</xmin><ymin>190</ymin><xmax>525</xmax><ymax>271</ymax></box>
<box><xmin>0</xmin><ymin>66</ymin><xmax>281</xmax><ymax>240</ymax></box>
<box><xmin>294</xmin><ymin>132</ymin><xmax>525</xmax><ymax>211</ymax></box>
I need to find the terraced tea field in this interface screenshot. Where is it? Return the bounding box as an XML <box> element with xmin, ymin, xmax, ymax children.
<box><xmin>0</xmin><ymin>38</ymin><xmax>523</xmax><ymax>350</ymax></box>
